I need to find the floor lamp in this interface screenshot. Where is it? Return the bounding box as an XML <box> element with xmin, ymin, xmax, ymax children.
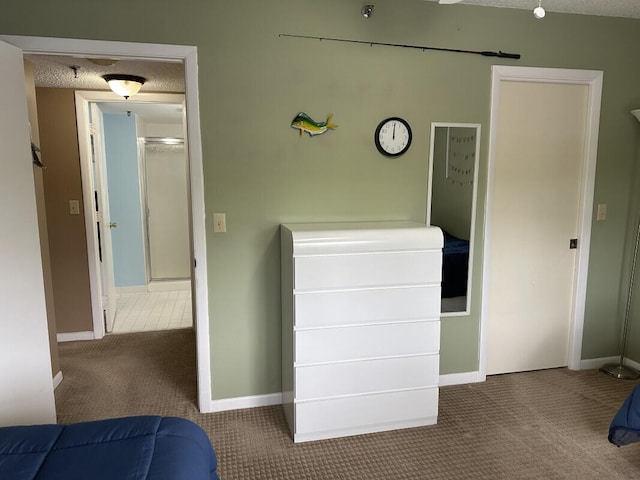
<box><xmin>600</xmin><ymin>109</ymin><xmax>640</xmax><ymax>380</ymax></box>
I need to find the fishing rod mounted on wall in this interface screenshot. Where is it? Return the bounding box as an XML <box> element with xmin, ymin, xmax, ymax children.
<box><xmin>279</xmin><ymin>33</ymin><xmax>521</xmax><ymax>60</ymax></box>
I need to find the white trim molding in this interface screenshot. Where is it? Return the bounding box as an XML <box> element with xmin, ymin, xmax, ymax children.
<box><xmin>209</xmin><ymin>393</ymin><xmax>283</xmax><ymax>413</ymax></box>
<box><xmin>57</xmin><ymin>331</ymin><xmax>95</xmax><ymax>343</ymax></box>
<box><xmin>439</xmin><ymin>371</ymin><xmax>483</xmax><ymax>387</ymax></box>
<box><xmin>53</xmin><ymin>371</ymin><xmax>64</xmax><ymax>390</ymax></box>
<box><xmin>0</xmin><ymin>35</ymin><xmax>211</xmax><ymax>414</ymax></box>
<box><xmin>479</xmin><ymin>66</ymin><xmax>603</xmax><ymax>381</ymax></box>
<box><xmin>580</xmin><ymin>356</ymin><xmax>640</xmax><ymax>371</ymax></box>
<box><xmin>207</xmin><ymin>374</ymin><xmax>486</xmax><ymax>412</ymax></box>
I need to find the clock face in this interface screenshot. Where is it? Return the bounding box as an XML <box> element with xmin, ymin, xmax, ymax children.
<box><xmin>375</xmin><ymin>117</ymin><xmax>412</xmax><ymax>157</ymax></box>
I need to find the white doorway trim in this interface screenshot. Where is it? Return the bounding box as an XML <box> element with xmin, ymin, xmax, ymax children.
<box><xmin>0</xmin><ymin>35</ymin><xmax>213</xmax><ymax>412</ymax></box>
<box><xmin>75</xmin><ymin>90</ymin><xmax>187</xmax><ymax>334</ymax></box>
<box><xmin>479</xmin><ymin>66</ymin><xmax>603</xmax><ymax>380</ymax></box>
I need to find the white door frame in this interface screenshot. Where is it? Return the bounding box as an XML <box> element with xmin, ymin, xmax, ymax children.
<box><xmin>1</xmin><ymin>35</ymin><xmax>213</xmax><ymax>412</ymax></box>
<box><xmin>479</xmin><ymin>66</ymin><xmax>603</xmax><ymax>380</ymax></box>
<box><xmin>75</xmin><ymin>91</ymin><xmax>187</xmax><ymax>332</ymax></box>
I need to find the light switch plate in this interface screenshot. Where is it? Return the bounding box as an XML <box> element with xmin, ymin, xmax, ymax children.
<box><xmin>213</xmin><ymin>213</ymin><xmax>226</xmax><ymax>233</ymax></box>
<box><xmin>69</xmin><ymin>200</ymin><xmax>80</xmax><ymax>215</ymax></box>
<box><xmin>597</xmin><ymin>203</ymin><xmax>607</xmax><ymax>221</ymax></box>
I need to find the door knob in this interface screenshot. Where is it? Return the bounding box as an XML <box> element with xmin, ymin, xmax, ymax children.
<box><xmin>109</xmin><ymin>222</ymin><xmax>118</xmax><ymax>229</ymax></box>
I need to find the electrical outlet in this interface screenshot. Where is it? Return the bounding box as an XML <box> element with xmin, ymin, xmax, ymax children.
<box><xmin>213</xmin><ymin>213</ymin><xmax>226</xmax><ymax>233</ymax></box>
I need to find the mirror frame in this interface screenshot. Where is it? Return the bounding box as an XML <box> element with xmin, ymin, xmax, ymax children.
<box><xmin>426</xmin><ymin>122</ymin><xmax>481</xmax><ymax>316</ymax></box>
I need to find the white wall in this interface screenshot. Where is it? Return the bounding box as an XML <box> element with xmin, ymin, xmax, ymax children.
<box><xmin>137</xmin><ymin>120</ymin><xmax>184</xmax><ymax>139</ymax></box>
<box><xmin>0</xmin><ymin>40</ymin><xmax>56</xmax><ymax>426</ymax></box>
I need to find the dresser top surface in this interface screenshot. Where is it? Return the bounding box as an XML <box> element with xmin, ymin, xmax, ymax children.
<box><xmin>282</xmin><ymin>221</ymin><xmax>426</xmax><ymax>232</ymax></box>
<box><xmin>281</xmin><ymin>222</ymin><xmax>443</xmax><ymax>255</ymax></box>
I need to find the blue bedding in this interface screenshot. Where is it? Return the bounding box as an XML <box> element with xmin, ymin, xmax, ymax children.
<box><xmin>442</xmin><ymin>230</ymin><xmax>470</xmax><ymax>298</ymax></box>
<box><xmin>609</xmin><ymin>383</ymin><xmax>640</xmax><ymax>446</ymax></box>
<box><xmin>0</xmin><ymin>416</ymin><xmax>219</xmax><ymax>480</ymax></box>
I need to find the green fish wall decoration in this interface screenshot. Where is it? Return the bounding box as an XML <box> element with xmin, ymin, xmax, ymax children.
<box><xmin>291</xmin><ymin>112</ymin><xmax>338</xmax><ymax>136</ymax></box>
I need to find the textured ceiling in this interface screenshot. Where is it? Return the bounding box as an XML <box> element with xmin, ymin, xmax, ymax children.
<box><xmin>426</xmin><ymin>0</ymin><xmax>640</xmax><ymax>18</ymax></box>
<box><xmin>25</xmin><ymin>54</ymin><xmax>185</xmax><ymax>93</ymax></box>
<box><xmin>25</xmin><ymin>54</ymin><xmax>185</xmax><ymax>123</ymax></box>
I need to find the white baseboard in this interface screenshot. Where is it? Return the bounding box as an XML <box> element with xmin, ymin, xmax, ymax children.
<box><xmin>626</xmin><ymin>358</ymin><xmax>640</xmax><ymax>370</ymax></box>
<box><xmin>202</xmin><ymin>375</ymin><xmax>485</xmax><ymax>414</ymax></box>
<box><xmin>207</xmin><ymin>392</ymin><xmax>283</xmax><ymax>413</ymax></box>
<box><xmin>57</xmin><ymin>331</ymin><xmax>95</xmax><ymax>343</ymax></box>
<box><xmin>148</xmin><ymin>280</ymin><xmax>190</xmax><ymax>292</ymax></box>
<box><xmin>580</xmin><ymin>356</ymin><xmax>621</xmax><ymax>370</ymax></box>
<box><xmin>203</xmin><ymin>361</ymin><xmax>640</xmax><ymax>414</ymax></box>
<box><xmin>439</xmin><ymin>371</ymin><xmax>483</xmax><ymax>387</ymax></box>
<box><xmin>580</xmin><ymin>356</ymin><xmax>640</xmax><ymax>371</ymax></box>
<box><xmin>201</xmin><ymin>361</ymin><xmax>640</xmax><ymax>415</ymax></box>
<box><xmin>116</xmin><ymin>285</ymin><xmax>148</xmax><ymax>295</ymax></box>
<box><xmin>53</xmin><ymin>371</ymin><xmax>63</xmax><ymax>389</ymax></box>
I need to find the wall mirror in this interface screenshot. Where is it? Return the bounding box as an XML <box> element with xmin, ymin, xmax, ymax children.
<box><xmin>426</xmin><ymin>122</ymin><xmax>481</xmax><ymax>316</ymax></box>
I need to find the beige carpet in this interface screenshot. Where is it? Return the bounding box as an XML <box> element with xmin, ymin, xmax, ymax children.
<box><xmin>56</xmin><ymin>329</ymin><xmax>640</xmax><ymax>479</ymax></box>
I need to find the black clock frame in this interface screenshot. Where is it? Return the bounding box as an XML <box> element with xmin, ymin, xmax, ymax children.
<box><xmin>374</xmin><ymin>117</ymin><xmax>412</xmax><ymax>157</ymax></box>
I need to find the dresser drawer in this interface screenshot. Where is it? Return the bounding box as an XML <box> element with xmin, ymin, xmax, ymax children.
<box><xmin>295</xmin><ymin>355</ymin><xmax>439</xmax><ymax>400</ymax></box>
<box><xmin>295</xmin><ymin>387</ymin><xmax>438</xmax><ymax>440</ymax></box>
<box><xmin>293</xmin><ymin>251</ymin><xmax>442</xmax><ymax>291</ymax></box>
<box><xmin>295</xmin><ymin>321</ymin><xmax>440</xmax><ymax>365</ymax></box>
<box><xmin>294</xmin><ymin>286</ymin><xmax>440</xmax><ymax>328</ymax></box>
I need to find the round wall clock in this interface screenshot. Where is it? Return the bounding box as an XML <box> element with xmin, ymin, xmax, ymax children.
<box><xmin>374</xmin><ymin>117</ymin><xmax>412</xmax><ymax>157</ymax></box>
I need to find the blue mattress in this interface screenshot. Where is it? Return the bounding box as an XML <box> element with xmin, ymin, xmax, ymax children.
<box><xmin>609</xmin><ymin>383</ymin><xmax>640</xmax><ymax>446</ymax></box>
<box><xmin>0</xmin><ymin>416</ymin><xmax>219</xmax><ymax>480</ymax></box>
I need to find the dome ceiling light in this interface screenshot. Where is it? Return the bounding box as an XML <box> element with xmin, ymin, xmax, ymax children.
<box><xmin>102</xmin><ymin>74</ymin><xmax>146</xmax><ymax>99</ymax></box>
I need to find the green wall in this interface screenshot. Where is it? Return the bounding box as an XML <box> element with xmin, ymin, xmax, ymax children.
<box><xmin>4</xmin><ymin>0</ymin><xmax>640</xmax><ymax>400</ymax></box>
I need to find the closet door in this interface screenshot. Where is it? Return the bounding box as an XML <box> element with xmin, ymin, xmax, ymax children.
<box><xmin>486</xmin><ymin>80</ymin><xmax>588</xmax><ymax>374</ymax></box>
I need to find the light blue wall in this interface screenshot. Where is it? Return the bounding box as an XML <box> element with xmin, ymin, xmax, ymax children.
<box><xmin>102</xmin><ymin>112</ymin><xmax>146</xmax><ymax>287</ymax></box>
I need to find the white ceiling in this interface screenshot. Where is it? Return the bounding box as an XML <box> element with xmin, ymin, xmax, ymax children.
<box><xmin>96</xmin><ymin>102</ymin><xmax>184</xmax><ymax>125</ymax></box>
<box><xmin>426</xmin><ymin>0</ymin><xmax>640</xmax><ymax>19</ymax></box>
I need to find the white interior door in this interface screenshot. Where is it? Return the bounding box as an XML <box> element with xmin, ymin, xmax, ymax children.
<box><xmin>486</xmin><ymin>80</ymin><xmax>589</xmax><ymax>375</ymax></box>
<box><xmin>90</xmin><ymin>103</ymin><xmax>117</xmax><ymax>332</ymax></box>
<box><xmin>0</xmin><ymin>39</ymin><xmax>56</xmax><ymax>425</ymax></box>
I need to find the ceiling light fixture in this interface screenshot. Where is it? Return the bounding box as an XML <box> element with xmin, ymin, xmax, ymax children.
<box><xmin>89</xmin><ymin>58</ymin><xmax>119</xmax><ymax>67</ymax></box>
<box><xmin>533</xmin><ymin>0</ymin><xmax>546</xmax><ymax>19</ymax></box>
<box><xmin>361</xmin><ymin>4</ymin><xmax>374</xmax><ymax>18</ymax></box>
<box><xmin>102</xmin><ymin>74</ymin><xmax>146</xmax><ymax>99</ymax></box>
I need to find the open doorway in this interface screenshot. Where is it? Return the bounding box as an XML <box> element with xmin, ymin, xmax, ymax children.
<box><xmin>76</xmin><ymin>93</ymin><xmax>193</xmax><ymax>335</ymax></box>
<box><xmin>2</xmin><ymin>35</ymin><xmax>213</xmax><ymax>413</ymax></box>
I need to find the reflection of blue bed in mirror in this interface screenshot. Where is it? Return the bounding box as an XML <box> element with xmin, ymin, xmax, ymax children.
<box><xmin>441</xmin><ymin>230</ymin><xmax>469</xmax><ymax>299</ymax></box>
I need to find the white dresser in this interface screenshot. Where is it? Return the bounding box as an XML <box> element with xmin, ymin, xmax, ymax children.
<box><xmin>281</xmin><ymin>222</ymin><xmax>443</xmax><ymax>443</ymax></box>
